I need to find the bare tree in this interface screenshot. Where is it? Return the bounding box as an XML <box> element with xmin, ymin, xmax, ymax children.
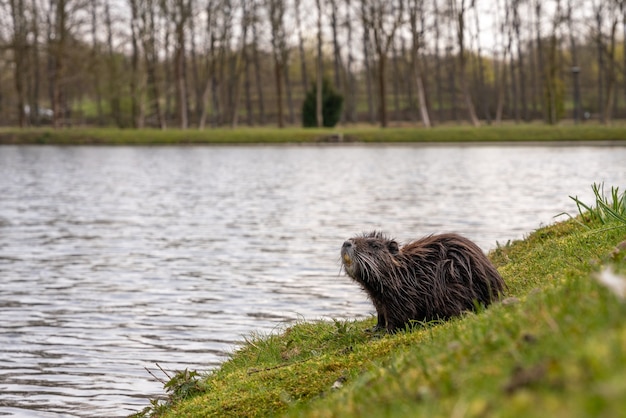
<box><xmin>505</xmin><ymin>1</ymin><xmax>518</xmax><ymax>122</ymax></box>
<box><xmin>198</xmin><ymin>0</ymin><xmax>219</xmax><ymax>129</ymax></box>
<box><xmin>344</xmin><ymin>0</ymin><xmax>357</xmax><ymax>123</ymax></box>
<box><xmin>512</xmin><ymin>0</ymin><xmax>528</xmax><ymax>121</ymax></box>
<box><xmin>139</xmin><ymin>0</ymin><xmax>166</xmax><ymax>129</ymax></box>
<box><xmin>361</xmin><ymin>0</ymin><xmax>376</xmax><ymax>123</ymax></box>
<box><xmin>361</xmin><ymin>0</ymin><xmax>405</xmax><ymax>128</ymax></box>
<box><xmin>623</xmin><ymin>0</ymin><xmax>626</xmax><ymax>116</ymax></box>
<box><xmin>602</xmin><ymin>0</ymin><xmax>619</xmax><ymax>123</ymax></box>
<box><xmin>494</xmin><ymin>0</ymin><xmax>508</xmax><ymax>123</ymax></box>
<box><xmin>47</xmin><ymin>0</ymin><xmax>69</xmax><ymax>128</ymax></box>
<box><xmin>472</xmin><ymin>1</ymin><xmax>490</xmax><ymax>123</ymax></box>
<box><xmin>329</xmin><ymin>0</ymin><xmax>342</xmax><ymax>91</ymax></box>
<box><xmin>128</xmin><ymin>0</ymin><xmax>144</xmax><ymax>128</ymax></box>
<box><xmin>281</xmin><ymin>32</ymin><xmax>295</xmax><ymax>124</ymax></box>
<box><xmin>266</xmin><ymin>0</ymin><xmax>287</xmax><ymax>128</ymax></box>
<box><xmin>215</xmin><ymin>0</ymin><xmax>234</xmax><ymax>127</ymax></box>
<box><xmin>89</xmin><ymin>0</ymin><xmax>103</xmax><ymax>125</ymax></box>
<box><xmin>28</xmin><ymin>0</ymin><xmax>42</xmax><ymax>126</ymax></box>
<box><xmin>105</xmin><ymin>0</ymin><xmax>123</xmax><ymax>127</ymax></box>
<box><xmin>566</xmin><ymin>0</ymin><xmax>582</xmax><ymax>123</ymax></box>
<box><xmin>449</xmin><ymin>0</ymin><xmax>480</xmax><ymax>126</ymax></box>
<box><xmin>188</xmin><ymin>2</ymin><xmax>202</xmax><ymax>126</ymax></box>
<box><xmin>251</xmin><ymin>1</ymin><xmax>266</xmax><ymax>124</ymax></box>
<box><xmin>433</xmin><ymin>0</ymin><xmax>444</xmax><ymax>123</ymax></box>
<box><xmin>590</xmin><ymin>0</ymin><xmax>604</xmax><ymax>121</ymax></box>
<box><xmin>533</xmin><ymin>0</ymin><xmax>547</xmax><ymax>122</ymax></box>
<box><xmin>167</xmin><ymin>0</ymin><xmax>192</xmax><ymax>129</ymax></box>
<box><xmin>408</xmin><ymin>0</ymin><xmax>431</xmax><ymax>127</ymax></box>
<box><xmin>294</xmin><ymin>0</ymin><xmax>308</xmax><ymax>92</ymax></box>
<box><xmin>543</xmin><ymin>0</ymin><xmax>564</xmax><ymax>125</ymax></box>
<box><xmin>4</xmin><ymin>0</ymin><xmax>626</xmax><ymax>129</ymax></box>
<box><xmin>9</xmin><ymin>0</ymin><xmax>28</xmax><ymax>126</ymax></box>
<box><xmin>228</xmin><ymin>0</ymin><xmax>252</xmax><ymax>128</ymax></box>
<box><xmin>315</xmin><ymin>0</ymin><xmax>323</xmax><ymax>127</ymax></box>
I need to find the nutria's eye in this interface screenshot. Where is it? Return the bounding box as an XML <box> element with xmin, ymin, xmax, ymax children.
<box><xmin>387</xmin><ymin>240</ymin><xmax>399</xmax><ymax>254</ymax></box>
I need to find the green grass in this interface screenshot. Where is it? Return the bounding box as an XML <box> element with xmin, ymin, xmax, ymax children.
<box><xmin>567</xmin><ymin>183</ymin><xmax>626</xmax><ymax>227</ymax></box>
<box><xmin>2</xmin><ymin>124</ymin><xmax>626</xmax><ymax>145</ymax></box>
<box><xmin>131</xmin><ymin>187</ymin><xmax>626</xmax><ymax>418</ymax></box>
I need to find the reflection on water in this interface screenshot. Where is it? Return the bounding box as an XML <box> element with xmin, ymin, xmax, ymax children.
<box><xmin>0</xmin><ymin>144</ymin><xmax>624</xmax><ymax>417</ymax></box>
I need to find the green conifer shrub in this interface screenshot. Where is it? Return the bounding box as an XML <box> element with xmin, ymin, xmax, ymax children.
<box><xmin>302</xmin><ymin>78</ymin><xmax>344</xmax><ymax>128</ymax></box>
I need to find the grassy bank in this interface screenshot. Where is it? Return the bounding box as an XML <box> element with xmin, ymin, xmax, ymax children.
<box><xmin>2</xmin><ymin>124</ymin><xmax>626</xmax><ymax>145</ymax></box>
<box><xmin>134</xmin><ymin>188</ymin><xmax>626</xmax><ymax>418</ymax></box>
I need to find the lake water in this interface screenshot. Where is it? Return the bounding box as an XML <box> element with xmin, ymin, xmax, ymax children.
<box><xmin>0</xmin><ymin>144</ymin><xmax>624</xmax><ymax>417</ymax></box>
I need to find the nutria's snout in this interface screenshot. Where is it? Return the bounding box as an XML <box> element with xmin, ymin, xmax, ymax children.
<box><xmin>341</xmin><ymin>240</ymin><xmax>354</xmax><ymax>268</ymax></box>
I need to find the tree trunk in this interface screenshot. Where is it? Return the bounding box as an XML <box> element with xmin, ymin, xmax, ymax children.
<box><xmin>623</xmin><ymin>0</ymin><xmax>626</xmax><ymax>118</ymax></box>
<box><xmin>90</xmin><ymin>0</ymin><xmax>103</xmax><ymax>125</ymax></box>
<box><xmin>603</xmin><ymin>8</ymin><xmax>618</xmax><ymax>123</ymax></box>
<box><xmin>198</xmin><ymin>0</ymin><xmax>215</xmax><ymax>129</ymax></box>
<box><xmin>434</xmin><ymin>0</ymin><xmax>443</xmax><ymax>124</ymax></box>
<box><xmin>252</xmin><ymin>18</ymin><xmax>265</xmax><ymax>125</ymax></box>
<box><xmin>401</xmin><ymin>38</ymin><xmax>416</xmax><ymax>122</ymax></box>
<box><xmin>229</xmin><ymin>1</ymin><xmax>250</xmax><ymax>128</ymax></box>
<box><xmin>173</xmin><ymin>0</ymin><xmax>189</xmax><ymax>129</ymax></box>
<box><xmin>45</xmin><ymin>0</ymin><xmax>54</xmax><ymax>125</ymax></box>
<box><xmin>244</xmin><ymin>42</ymin><xmax>253</xmax><ymax>126</ymax></box>
<box><xmin>494</xmin><ymin>0</ymin><xmax>507</xmax><ymax>123</ymax></box>
<box><xmin>513</xmin><ymin>0</ymin><xmax>528</xmax><ymax>121</ymax></box>
<box><xmin>409</xmin><ymin>0</ymin><xmax>430</xmax><ymax>127</ymax></box>
<box><xmin>316</xmin><ymin>0</ymin><xmax>323</xmax><ymax>127</ymax></box>
<box><xmin>534</xmin><ymin>0</ymin><xmax>547</xmax><ymax>123</ymax></box>
<box><xmin>454</xmin><ymin>0</ymin><xmax>480</xmax><ymax>126</ymax></box>
<box><xmin>367</xmin><ymin>0</ymin><xmax>404</xmax><ymax>128</ymax></box>
<box><xmin>345</xmin><ymin>0</ymin><xmax>356</xmax><ymax>123</ymax></box>
<box><xmin>50</xmin><ymin>0</ymin><xmax>67</xmax><ymax>128</ymax></box>
<box><xmin>129</xmin><ymin>0</ymin><xmax>143</xmax><ymax>128</ymax></box>
<box><xmin>162</xmin><ymin>12</ymin><xmax>172</xmax><ymax>124</ymax></box>
<box><xmin>378</xmin><ymin>54</ymin><xmax>388</xmax><ymax>128</ymax></box>
<box><xmin>506</xmin><ymin>5</ymin><xmax>519</xmax><ymax>122</ymax></box>
<box><xmin>392</xmin><ymin>42</ymin><xmax>401</xmax><ymax>122</ymax></box>
<box><xmin>473</xmin><ymin>3</ymin><xmax>490</xmax><ymax>123</ymax></box>
<box><xmin>329</xmin><ymin>0</ymin><xmax>342</xmax><ymax>91</ymax></box>
<box><xmin>29</xmin><ymin>0</ymin><xmax>41</xmax><ymax>126</ymax></box>
<box><xmin>105</xmin><ymin>0</ymin><xmax>122</xmax><ymax>127</ymax></box>
<box><xmin>267</xmin><ymin>0</ymin><xmax>286</xmax><ymax>128</ymax></box>
<box><xmin>566</xmin><ymin>0</ymin><xmax>582</xmax><ymax>123</ymax></box>
<box><xmin>9</xmin><ymin>0</ymin><xmax>27</xmax><ymax>127</ymax></box>
<box><xmin>189</xmin><ymin>6</ymin><xmax>202</xmax><ymax>127</ymax></box>
<box><xmin>361</xmin><ymin>1</ymin><xmax>375</xmax><ymax>124</ymax></box>
<box><xmin>294</xmin><ymin>0</ymin><xmax>308</xmax><ymax>93</ymax></box>
<box><xmin>142</xmin><ymin>0</ymin><xmax>166</xmax><ymax>129</ymax></box>
<box><xmin>595</xmin><ymin>4</ymin><xmax>605</xmax><ymax>122</ymax></box>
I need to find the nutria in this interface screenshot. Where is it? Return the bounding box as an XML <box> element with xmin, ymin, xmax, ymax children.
<box><xmin>341</xmin><ymin>231</ymin><xmax>505</xmax><ymax>332</ymax></box>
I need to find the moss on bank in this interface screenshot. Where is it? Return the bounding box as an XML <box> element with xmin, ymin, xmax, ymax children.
<box><xmin>132</xmin><ymin>213</ymin><xmax>626</xmax><ymax>418</ymax></box>
<box><xmin>2</xmin><ymin>124</ymin><xmax>626</xmax><ymax>145</ymax></box>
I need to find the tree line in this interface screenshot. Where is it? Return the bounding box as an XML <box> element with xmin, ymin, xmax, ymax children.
<box><xmin>1</xmin><ymin>0</ymin><xmax>624</xmax><ymax>129</ymax></box>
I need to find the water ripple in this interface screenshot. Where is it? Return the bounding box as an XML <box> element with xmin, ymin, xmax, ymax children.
<box><xmin>0</xmin><ymin>144</ymin><xmax>624</xmax><ymax>416</ymax></box>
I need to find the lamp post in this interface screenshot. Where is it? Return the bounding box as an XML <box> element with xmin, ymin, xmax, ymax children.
<box><xmin>571</xmin><ymin>66</ymin><xmax>581</xmax><ymax>124</ymax></box>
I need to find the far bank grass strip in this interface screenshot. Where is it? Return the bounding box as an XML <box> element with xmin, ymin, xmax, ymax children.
<box><xmin>2</xmin><ymin>124</ymin><xmax>626</xmax><ymax>145</ymax></box>
<box><xmin>146</xmin><ymin>217</ymin><xmax>626</xmax><ymax>418</ymax></box>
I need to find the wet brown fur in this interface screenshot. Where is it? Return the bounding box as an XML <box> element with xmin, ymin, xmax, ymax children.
<box><xmin>341</xmin><ymin>231</ymin><xmax>505</xmax><ymax>332</ymax></box>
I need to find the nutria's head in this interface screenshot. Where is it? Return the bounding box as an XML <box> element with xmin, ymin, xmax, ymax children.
<box><xmin>341</xmin><ymin>231</ymin><xmax>400</xmax><ymax>286</ymax></box>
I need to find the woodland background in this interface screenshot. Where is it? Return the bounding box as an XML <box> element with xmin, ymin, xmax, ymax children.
<box><xmin>1</xmin><ymin>0</ymin><xmax>625</xmax><ymax>129</ymax></box>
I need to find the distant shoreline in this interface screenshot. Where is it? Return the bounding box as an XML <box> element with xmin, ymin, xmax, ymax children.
<box><xmin>2</xmin><ymin>125</ymin><xmax>626</xmax><ymax>146</ymax></box>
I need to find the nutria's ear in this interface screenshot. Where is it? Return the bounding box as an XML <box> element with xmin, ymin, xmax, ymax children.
<box><xmin>387</xmin><ymin>240</ymin><xmax>399</xmax><ymax>254</ymax></box>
